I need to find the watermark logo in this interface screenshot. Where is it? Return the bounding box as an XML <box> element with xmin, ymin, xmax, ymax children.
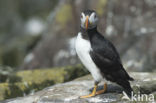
<box><xmin>122</xmin><ymin>91</ymin><xmax>155</xmax><ymax>102</ymax></box>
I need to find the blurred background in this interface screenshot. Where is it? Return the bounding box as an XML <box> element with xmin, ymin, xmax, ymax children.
<box><xmin>0</xmin><ymin>0</ymin><xmax>156</xmax><ymax>100</ymax></box>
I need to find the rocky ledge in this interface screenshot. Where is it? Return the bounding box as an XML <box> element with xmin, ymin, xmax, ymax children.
<box><xmin>1</xmin><ymin>72</ymin><xmax>156</xmax><ymax>103</ymax></box>
<box><xmin>0</xmin><ymin>64</ymin><xmax>88</xmax><ymax>100</ymax></box>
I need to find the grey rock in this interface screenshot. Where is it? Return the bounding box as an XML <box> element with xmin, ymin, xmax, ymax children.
<box><xmin>1</xmin><ymin>72</ymin><xmax>156</xmax><ymax>103</ymax></box>
<box><xmin>20</xmin><ymin>0</ymin><xmax>156</xmax><ymax>72</ymax></box>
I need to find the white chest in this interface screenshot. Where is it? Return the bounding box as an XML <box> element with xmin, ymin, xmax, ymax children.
<box><xmin>75</xmin><ymin>32</ymin><xmax>103</xmax><ymax>82</ymax></box>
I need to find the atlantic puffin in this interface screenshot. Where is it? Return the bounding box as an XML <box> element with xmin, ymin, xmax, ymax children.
<box><xmin>75</xmin><ymin>10</ymin><xmax>134</xmax><ymax>98</ymax></box>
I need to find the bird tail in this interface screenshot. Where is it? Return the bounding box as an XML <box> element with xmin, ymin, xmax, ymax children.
<box><xmin>117</xmin><ymin>80</ymin><xmax>133</xmax><ymax>97</ymax></box>
<box><xmin>121</xmin><ymin>66</ymin><xmax>134</xmax><ymax>81</ymax></box>
<box><xmin>129</xmin><ymin>77</ymin><xmax>134</xmax><ymax>81</ymax></box>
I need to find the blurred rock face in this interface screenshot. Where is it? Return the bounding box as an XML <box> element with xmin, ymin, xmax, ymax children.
<box><xmin>0</xmin><ymin>0</ymin><xmax>57</xmax><ymax>67</ymax></box>
<box><xmin>21</xmin><ymin>0</ymin><xmax>156</xmax><ymax>72</ymax></box>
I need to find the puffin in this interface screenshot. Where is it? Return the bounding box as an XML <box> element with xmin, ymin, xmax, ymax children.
<box><xmin>75</xmin><ymin>10</ymin><xmax>134</xmax><ymax>98</ymax></box>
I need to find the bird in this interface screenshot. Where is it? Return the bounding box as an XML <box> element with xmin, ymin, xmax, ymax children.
<box><xmin>75</xmin><ymin>10</ymin><xmax>134</xmax><ymax>98</ymax></box>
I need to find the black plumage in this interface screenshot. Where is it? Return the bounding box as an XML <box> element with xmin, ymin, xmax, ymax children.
<box><xmin>77</xmin><ymin>10</ymin><xmax>134</xmax><ymax>97</ymax></box>
<box><xmin>81</xmin><ymin>25</ymin><xmax>134</xmax><ymax>96</ymax></box>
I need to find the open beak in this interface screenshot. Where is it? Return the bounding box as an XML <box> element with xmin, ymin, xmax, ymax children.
<box><xmin>85</xmin><ymin>16</ymin><xmax>89</xmax><ymax>29</ymax></box>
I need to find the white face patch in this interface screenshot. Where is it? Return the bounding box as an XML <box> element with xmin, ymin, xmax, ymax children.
<box><xmin>80</xmin><ymin>12</ymin><xmax>98</xmax><ymax>29</ymax></box>
<box><xmin>89</xmin><ymin>12</ymin><xmax>98</xmax><ymax>25</ymax></box>
<box><xmin>80</xmin><ymin>13</ymin><xmax>86</xmax><ymax>28</ymax></box>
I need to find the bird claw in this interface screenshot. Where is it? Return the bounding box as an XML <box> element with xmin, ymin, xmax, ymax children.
<box><xmin>80</xmin><ymin>93</ymin><xmax>96</xmax><ymax>98</ymax></box>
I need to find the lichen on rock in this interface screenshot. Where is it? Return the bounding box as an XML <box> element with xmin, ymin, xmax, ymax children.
<box><xmin>1</xmin><ymin>72</ymin><xmax>156</xmax><ymax>103</ymax></box>
<box><xmin>55</xmin><ymin>4</ymin><xmax>72</xmax><ymax>27</ymax></box>
<box><xmin>96</xmin><ymin>0</ymin><xmax>107</xmax><ymax>16</ymax></box>
<box><xmin>0</xmin><ymin>64</ymin><xmax>88</xmax><ymax>100</ymax></box>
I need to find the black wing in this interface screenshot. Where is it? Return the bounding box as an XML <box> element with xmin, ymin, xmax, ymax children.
<box><xmin>90</xmin><ymin>37</ymin><xmax>133</xmax><ymax>81</ymax></box>
<box><xmin>90</xmin><ymin>35</ymin><xmax>133</xmax><ymax>96</ymax></box>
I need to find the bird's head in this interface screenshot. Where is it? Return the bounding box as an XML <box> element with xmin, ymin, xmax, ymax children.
<box><xmin>80</xmin><ymin>10</ymin><xmax>98</xmax><ymax>30</ymax></box>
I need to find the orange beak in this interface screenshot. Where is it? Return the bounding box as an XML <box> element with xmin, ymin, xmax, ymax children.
<box><xmin>85</xmin><ymin>16</ymin><xmax>89</xmax><ymax>29</ymax></box>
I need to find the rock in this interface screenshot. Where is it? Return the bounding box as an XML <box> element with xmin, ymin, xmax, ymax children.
<box><xmin>0</xmin><ymin>0</ymin><xmax>58</xmax><ymax>68</ymax></box>
<box><xmin>2</xmin><ymin>72</ymin><xmax>156</xmax><ymax>103</ymax></box>
<box><xmin>0</xmin><ymin>35</ymin><xmax>41</xmax><ymax>68</ymax></box>
<box><xmin>21</xmin><ymin>0</ymin><xmax>156</xmax><ymax>72</ymax></box>
<box><xmin>21</xmin><ymin>0</ymin><xmax>109</xmax><ymax>69</ymax></box>
<box><xmin>0</xmin><ymin>64</ymin><xmax>88</xmax><ymax>100</ymax></box>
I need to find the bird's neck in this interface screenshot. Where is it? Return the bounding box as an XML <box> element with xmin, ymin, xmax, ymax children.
<box><xmin>80</xmin><ymin>26</ymin><xmax>98</xmax><ymax>40</ymax></box>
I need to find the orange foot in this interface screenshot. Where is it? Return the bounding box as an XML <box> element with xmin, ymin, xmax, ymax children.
<box><xmin>80</xmin><ymin>83</ymin><xmax>107</xmax><ymax>98</ymax></box>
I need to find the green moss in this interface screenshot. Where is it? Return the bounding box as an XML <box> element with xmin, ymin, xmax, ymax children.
<box><xmin>16</xmin><ymin>68</ymin><xmax>66</xmax><ymax>84</ymax></box>
<box><xmin>55</xmin><ymin>4</ymin><xmax>72</xmax><ymax>27</ymax></box>
<box><xmin>0</xmin><ymin>64</ymin><xmax>88</xmax><ymax>100</ymax></box>
<box><xmin>0</xmin><ymin>81</ymin><xmax>55</xmax><ymax>100</ymax></box>
<box><xmin>0</xmin><ymin>83</ymin><xmax>8</xmax><ymax>100</ymax></box>
<box><xmin>96</xmin><ymin>0</ymin><xmax>107</xmax><ymax>16</ymax></box>
<box><xmin>64</xmin><ymin>64</ymin><xmax>89</xmax><ymax>81</ymax></box>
